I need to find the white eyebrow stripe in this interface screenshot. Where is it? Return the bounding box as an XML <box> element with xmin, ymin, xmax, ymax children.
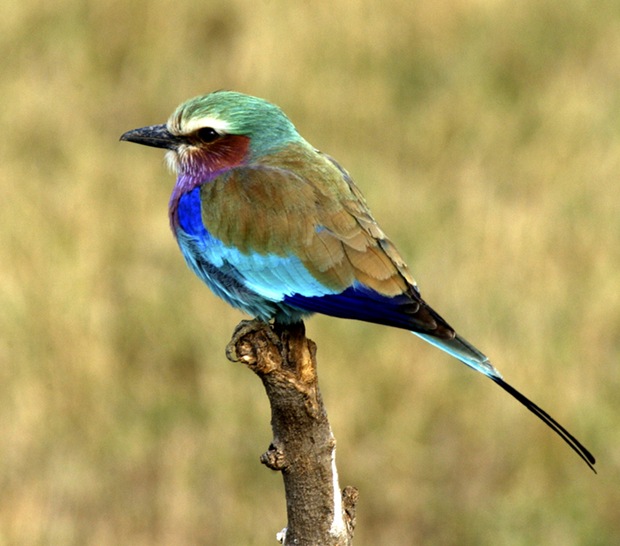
<box><xmin>182</xmin><ymin>116</ymin><xmax>231</xmax><ymax>134</ymax></box>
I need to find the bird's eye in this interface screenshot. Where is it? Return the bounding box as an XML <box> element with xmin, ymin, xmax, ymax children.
<box><xmin>196</xmin><ymin>127</ymin><xmax>220</xmax><ymax>143</ymax></box>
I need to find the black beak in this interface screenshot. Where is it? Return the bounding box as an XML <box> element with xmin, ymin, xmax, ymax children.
<box><xmin>120</xmin><ymin>124</ymin><xmax>183</xmax><ymax>150</ymax></box>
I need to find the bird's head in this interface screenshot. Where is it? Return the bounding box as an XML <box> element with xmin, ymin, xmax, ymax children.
<box><xmin>120</xmin><ymin>91</ymin><xmax>302</xmax><ymax>178</ymax></box>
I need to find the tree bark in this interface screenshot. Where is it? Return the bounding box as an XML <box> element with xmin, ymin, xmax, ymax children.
<box><xmin>226</xmin><ymin>319</ymin><xmax>358</xmax><ymax>546</ymax></box>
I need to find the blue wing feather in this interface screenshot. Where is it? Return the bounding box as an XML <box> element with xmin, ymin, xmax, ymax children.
<box><xmin>285</xmin><ymin>285</ymin><xmax>502</xmax><ymax>379</ymax></box>
<box><xmin>284</xmin><ymin>284</ymin><xmax>416</xmax><ymax>329</ymax></box>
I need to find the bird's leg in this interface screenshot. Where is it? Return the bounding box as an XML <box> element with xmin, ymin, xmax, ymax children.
<box><xmin>272</xmin><ymin>321</ymin><xmax>316</xmax><ymax>383</ymax></box>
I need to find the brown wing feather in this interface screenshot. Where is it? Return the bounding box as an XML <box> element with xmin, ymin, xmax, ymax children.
<box><xmin>201</xmin><ymin>142</ymin><xmax>417</xmax><ymax>298</ymax></box>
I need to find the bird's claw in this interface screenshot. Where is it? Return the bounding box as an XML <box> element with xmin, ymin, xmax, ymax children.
<box><xmin>225</xmin><ymin>319</ymin><xmax>280</xmax><ymax>363</ymax></box>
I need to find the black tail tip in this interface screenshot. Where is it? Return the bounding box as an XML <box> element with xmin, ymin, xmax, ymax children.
<box><xmin>489</xmin><ymin>376</ymin><xmax>596</xmax><ymax>473</ymax></box>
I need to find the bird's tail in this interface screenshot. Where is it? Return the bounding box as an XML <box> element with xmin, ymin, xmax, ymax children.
<box><xmin>414</xmin><ymin>332</ymin><xmax>502</xmax><ymax>380</ymax></box>
<box><xmin>414</xmin><ymin>330</ymin><xmax>596</xmax><ymax>472</ymax></box>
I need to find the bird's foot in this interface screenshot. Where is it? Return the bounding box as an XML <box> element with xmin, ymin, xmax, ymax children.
<box><xmin>225</xmin><ymin>319</ymin><xmax>281</xmax><ymax>365</ymax></box>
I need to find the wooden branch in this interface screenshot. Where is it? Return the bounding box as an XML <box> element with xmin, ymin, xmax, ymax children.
<box><xmin>226</xmin><ymin>319</ymin><xmax>358</xmax><ymax>546</ymax></box>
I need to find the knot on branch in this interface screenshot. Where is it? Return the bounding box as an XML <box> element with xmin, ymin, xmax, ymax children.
<box><xmin>260</xmin><ymin>443</ymin><xmax>287</xmax><ymax>471</ymax></box>
<box><xmin>342</xmin><ymin>486</ymin><xmax>359</xmax><ymax>537</ymax></box>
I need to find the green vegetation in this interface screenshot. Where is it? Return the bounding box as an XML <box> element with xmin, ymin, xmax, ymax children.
<box><xmin>1</xmin><ymin>0</ymin><xmax>618</xmax><ymax>544</ymax></box>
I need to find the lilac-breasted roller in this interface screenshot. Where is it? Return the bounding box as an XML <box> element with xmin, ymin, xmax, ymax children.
<box><xmin>121</xmin><ymin>91</ymin><xmax>595</xmax><ymax>471</ymax></box>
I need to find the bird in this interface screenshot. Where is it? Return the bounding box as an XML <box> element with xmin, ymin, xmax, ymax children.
<box><xmin>121</xmin><ymin>90</ymin><xmax>595</xmax><ymax>472</ymax></box>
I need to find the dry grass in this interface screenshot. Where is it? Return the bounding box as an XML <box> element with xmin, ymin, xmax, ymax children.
<box><xmin>1</xmin><ymin>0</ymin><xmax>619</xmax><ymax>544</ymax></box>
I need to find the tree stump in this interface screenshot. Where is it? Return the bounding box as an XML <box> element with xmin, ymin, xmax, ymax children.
<box><xmin>226</xmin><ymin>319</ymin><xmax>358</xmax><ymax>546</ymax></box>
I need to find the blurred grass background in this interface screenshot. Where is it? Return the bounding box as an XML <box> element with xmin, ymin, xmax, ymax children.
<box><xmin>1</xmin><ymin>0</ymin><xmax>619</xmax><ymax>544</ymax></box>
